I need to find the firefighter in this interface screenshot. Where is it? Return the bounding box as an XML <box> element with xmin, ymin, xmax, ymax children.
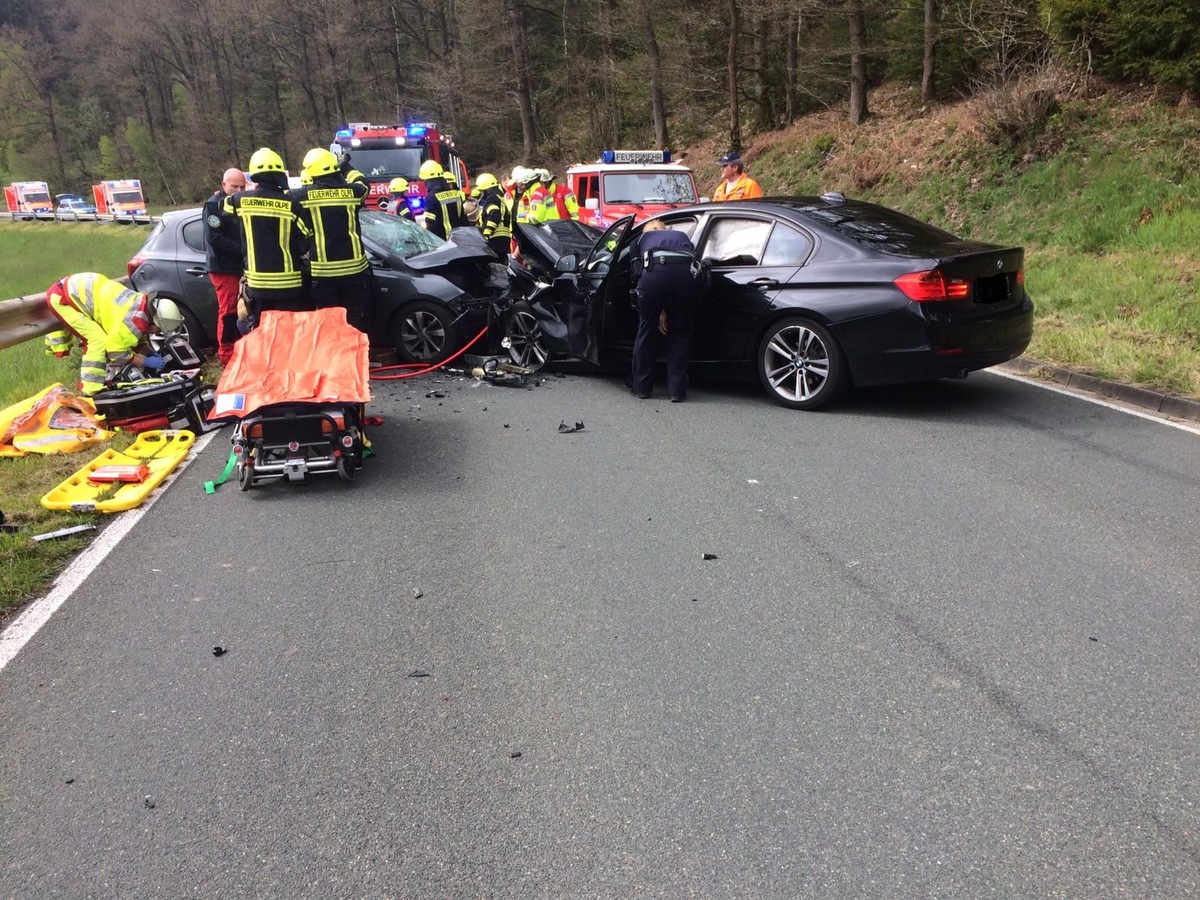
<box><xmin>517</xmin><ymin>167</ymin><xmax>543</xmax><ymax>224</ymax></box>
<box><xmin>290</xmin><ymin>147</ymin><xmax>372</xmax><ymax>333</ymax></box>
<box><xmin>203</xmin><ymin>166</ymin><xmax>247</xmax><ymax>364</ymax></box>
<box><xmin>223</xmin><ymin>147</ymin><xmax>311</xmax><ymax>317</ymax></box>
<box><xmin>712</xmin><ymin>151</ymin><xmax>763</xmax><ymax>202</ymax></box>
<box><xmin>387</xmin><ymin>177</ymin><xmax>413</xmax><ymax>220</ymax></box>
<box><xmin>419</xmin><ymin>159</ymin><xmax>469</xmax><ymax>240</ymax></box>
<box><xmin>473</xmin><ymin>172</ymin><xmax>512</xmax><ymax>257</ymax></box>
<box><xmin>329</xmin><ymin>143</ymin><xmax>367</xmax><ymax>186</ymax></box>
<box><xmin>43</xmin><ymin>273</ymin><xmax>185</xmax><ymax>396</ymax></box>
<box><xmin>530</xmin><ymin>169</ymin><xmax>579</xmax><ymax>223</ymax></box>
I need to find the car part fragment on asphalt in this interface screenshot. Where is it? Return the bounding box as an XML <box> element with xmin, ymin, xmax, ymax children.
<box><xmin>212</xmin><ymin>646</ymin><xmax>226</xmax><ymax>657</ymax></box>
<box><xmin>558</xmin><ymin>420</ymin><xmax>585</xmax><ymax>433</ymax></box>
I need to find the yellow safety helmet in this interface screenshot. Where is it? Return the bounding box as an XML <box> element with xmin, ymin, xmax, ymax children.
<box><xmin>419</xmin><ymin>159</ymin><xmax>444</xmax><ymax>180</ymax></box>
<box><xmin>475</xmin><ymin>172</ymin><xmax>499</xmax><ymax>192</ymax></box>
<box><xmin>389</xmin><ymin>177</ymin><xmax>409</xmax><ymax>193</ymax></box>
<box><xmin>444</xmin><ymin>170</ymin><xmax>458</xmax><ymax>186</ymax></box>
<box><xmin>149</xmin><ymin>294</ymin><xmax>185</xmax><ymax>333</ymax></box>
<box><xmin>302</xmin><ymin>147</ymin><xmax>339</xmax><ymax>179</ymax></box>
<box><xmin>248</xmin><ymin>147</ymin><xmax>286</xmax><ymax>175</ymax></box>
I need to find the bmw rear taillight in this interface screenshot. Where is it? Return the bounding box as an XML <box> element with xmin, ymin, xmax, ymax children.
<box><xmin>127</xmin><ymin>256</ymin><xmax>144</xmax><ymax>279</ymax></box>
<box><xmin>894</xmin><ymin>269</ymin><xmax>970</xmax><ymax>302</ymax></box>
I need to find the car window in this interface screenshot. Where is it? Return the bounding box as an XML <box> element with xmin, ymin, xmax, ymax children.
<box><xmin>701</xmin><ymin>218</ymin><xmax>772</xmax><ymax>266</ymax></box>
<box><xmin>360</xmin><ymin>210</ymin><xmax>443</xmax><ymax>258</ymax></box>
<box><xmin>761</xmin><ymin>222</ymin><xmax>812</xmax><ymax>266</ymax></box>
<box><xmin>662</xmin><ymin>216</ymin><xmax>701</xmax><ymax>240</ymax></box>
<box><xmin>182</xmin><ymin>218</ymin><xmax>207</xmax><ymax>253</ymax></box>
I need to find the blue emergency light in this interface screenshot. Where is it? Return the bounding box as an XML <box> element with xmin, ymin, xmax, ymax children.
<box><xmin>335</xmin><ymin>128</ymin><xmax>353</xmax><ymax>139</ymax></box>
<box><xmin>407</xmin><ymin>125</ymin><xmax>428</xmax><ymax>137</ymax></box>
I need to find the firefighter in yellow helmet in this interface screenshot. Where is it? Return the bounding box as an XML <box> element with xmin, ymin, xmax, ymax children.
<box><xmin>223</xmin><ymin>147</ymin><xmax>311</xmax><ymax>318</ymax></box>
<box><xmin>418</xmin><ymin>159</ymin><xmax>469</xmax><ymax>240</ymax></box>
<box><xmin>43</xmin><ymin>273</ymin><xmax>184</xmax><ymax>395</ymax></box>
<box><xmin>387</xmin><ymin>177</ymin><xmax>413</xmax><ymax>220</ymax></box>
<box><xmin>291</xmin><ymin>147</ymin><xmax>372</xmax><ymax>333</ymax></box>
<box><xmin>473</xmin><ymin>173</ymin><xmax>512</xmax><ymax>257</ymax></box>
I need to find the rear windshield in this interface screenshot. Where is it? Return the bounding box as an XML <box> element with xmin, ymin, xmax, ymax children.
<box><xmin>796</xmin><ymin>201</ymin><xmax>970</xmax><ymax>255</ymax></box>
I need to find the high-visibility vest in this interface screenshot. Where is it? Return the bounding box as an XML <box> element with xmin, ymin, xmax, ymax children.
<box><xmin>44</xmin><ymin>272</ymin><xmax>149</xmax><ymax>395</ymax></box>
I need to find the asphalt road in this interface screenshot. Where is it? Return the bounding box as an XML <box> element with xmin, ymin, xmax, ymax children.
<box><xmin>2</xmin><ymin>370</ymin><xmax>1198</xmax><ymax>899</ymax></box>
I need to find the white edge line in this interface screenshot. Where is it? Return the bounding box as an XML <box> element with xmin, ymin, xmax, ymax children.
<box><xmin>989</xmin><ymin>368</ymin><xmax>1200</xmax><ymax>436</ymax></box>
<box><xmin>0</xmin><ymin>429</ymin><xmax>220</xmax><ymax>672</ymax></box>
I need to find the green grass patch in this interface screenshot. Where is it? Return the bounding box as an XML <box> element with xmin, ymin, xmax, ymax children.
<box><xmin>1</xmin><ymin>222</ymin><xmax>147</xmax><ymax>622</ymax></box>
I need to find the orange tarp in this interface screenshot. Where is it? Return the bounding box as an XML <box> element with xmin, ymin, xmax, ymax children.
<box><xmin>210</xmin><ymin>309</ymin><xmax>371</xmax><ymax>420</ymax></box>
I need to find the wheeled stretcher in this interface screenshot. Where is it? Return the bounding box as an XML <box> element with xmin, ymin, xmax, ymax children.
<box><xmin>209</xmin><ymin>308</ymin><xmax>373</xmax><ymax>491</ymax></box>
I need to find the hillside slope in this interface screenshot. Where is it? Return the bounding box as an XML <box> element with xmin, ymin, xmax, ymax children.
<box><xmin>679</xmin><ymin>78</ymin><xmax>1200</xmax><ymax>399</ymax></box>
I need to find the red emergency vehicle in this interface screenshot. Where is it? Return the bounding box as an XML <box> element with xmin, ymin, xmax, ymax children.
<box><xmin>4</xmin><ymin>181</ymin><xmax>54</xmax><ymax>217</ymax></box>
<box><xmin>567</xmin><ymin>150</ymin><xmax>698</xmax><ymax>229</ymax></box>
<box><xmin>331</xmin><ymin>122</ymin><xmax>470</xmax><ymax>214</ymax></box>
<box><xmin>93</xmin><ymin>179</ymin><xmax>147</xmax><ymax>218</ymax></box>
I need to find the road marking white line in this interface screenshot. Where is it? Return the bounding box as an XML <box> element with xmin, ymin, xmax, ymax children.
<box><xmin>989</xmin><ymin>368</ymin><xmax>1200</xmax><ymax>436</ymax></box>
<box><xmin>0</xmin><ymin>429</ymin><xmax>219</xmax><ymax>673</ymax></box>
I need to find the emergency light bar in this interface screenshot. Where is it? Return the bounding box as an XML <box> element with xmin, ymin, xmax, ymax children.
<box><xmin>601</xmin><ymin>149</ymin><xmax>672</xmax><ymax>164</ymax></box>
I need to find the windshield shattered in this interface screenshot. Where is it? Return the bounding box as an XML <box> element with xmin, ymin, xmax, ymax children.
<box><xmin>602</xmin><ymin>172</ymin><xmax>696</xmax><ymax>205</ymax></box>
<box><xmin>361</xmin><ymin>210</ymin><xmax>443</xmax><ymax>258</ymax></box>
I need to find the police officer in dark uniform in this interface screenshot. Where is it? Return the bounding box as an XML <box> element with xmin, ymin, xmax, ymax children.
<box><xmin>419</xmin><ymin>160</ymin><xmax>469</xmax><ymax>239</ymax></box>
<box><xmin>292</xmin><ymin>147</ymin><xmax>372</xmax><ymax>333</ymax></box>
<box><xmin>629</xmin><ymin>220</ymin><xmax>703</xmax><ymax>402</ymax></box>
<box><xmin>223</xmin><ymin>147</ymin><xmax>311</xmax><ymax>318</ymax></box>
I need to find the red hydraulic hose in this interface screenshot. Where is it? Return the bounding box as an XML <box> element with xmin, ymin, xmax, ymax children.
<box><xmin>369</xmin><ymin>324</ymin><xmax>491</xmax><ymax>381</ymax></box>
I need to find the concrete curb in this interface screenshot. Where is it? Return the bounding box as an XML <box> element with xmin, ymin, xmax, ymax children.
<box><xmin>999</xmin><ymin>357</ymin><xmax>1200</xmax><ymax>424</ymax></box>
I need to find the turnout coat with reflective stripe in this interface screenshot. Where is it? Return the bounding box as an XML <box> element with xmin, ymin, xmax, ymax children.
<box><xmin>292</xmin><ymin>175</ymin><xmax>370</xmax><ymax>278</ymax></box>
<box><xmin>224</xmin><ymin>186</ymin><xmax>310</xmax><ymax>290</ymax></box>
<box><xmin>45</xmin><ymin>272</ymin><xmax>150</xmax><ymax>396</ymax></box>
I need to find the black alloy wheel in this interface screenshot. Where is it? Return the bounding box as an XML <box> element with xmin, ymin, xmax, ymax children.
<box><xmin>503</xmin><ymin>301</ymin><xmax>549</xmax><ymax>371</ymax></box>
<box><xmin>392</xmin><ymin>300</ymin><xmax>457</xmax><ymax>365</ymax></box>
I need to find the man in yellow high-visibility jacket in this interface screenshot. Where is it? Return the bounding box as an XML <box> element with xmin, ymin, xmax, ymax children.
<box><xmin>43</xmin><ymin>272</ymin><xmax>184</xmax><ymax>395</ymax></box>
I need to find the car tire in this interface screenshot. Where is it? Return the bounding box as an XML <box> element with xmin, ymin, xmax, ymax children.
<box><xmin>178</xmin><ymin>304</ymin><xmax>212</xmax><ymax>351</ymax></box>
<box><xmin>756</xmin><ymin>316</ymin><xmax>849</xmax><ymax>411</ymax></box>
<box><xmin>503</xmin><ymin>301</ymin><xmax>548</xmax><ymax>371</ymax></box>
<box><xmin>392</xmin><ymin>300</ymin><xmax>457</xmax><ymax>365</ymax></box>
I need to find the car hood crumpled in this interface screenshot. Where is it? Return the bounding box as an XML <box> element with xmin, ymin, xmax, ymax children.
<box><xmin>402</xmin><ymin>228</ymin><xmax>497</xmax><ymax>271</ymax></box>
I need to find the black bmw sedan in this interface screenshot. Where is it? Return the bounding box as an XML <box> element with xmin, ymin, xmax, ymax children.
<box><xmin>504</xmin><ymin>194</ymin><xmax>1034</xmax><ymax>410</ymax></box>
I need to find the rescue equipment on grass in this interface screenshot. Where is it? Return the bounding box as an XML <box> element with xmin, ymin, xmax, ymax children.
<box><xmin>40</xmin><ymin>429</ymin><xmax>194</xmax><ymax>513</ymax></box>
<box><xmin>0</xmin><ymin>384</ymin><xmax>111</xmax><ymax>457</ymax></box>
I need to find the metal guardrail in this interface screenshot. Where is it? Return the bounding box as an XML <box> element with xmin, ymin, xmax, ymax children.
<box><xmin>0</xmin><ymin>211</ymin><xmax>153</xmax><ymax>226</ymax></box>
<box><xmin>0</xmin><ymin>290</ymin><xmax>60</xmax><ymax>350</ymax></box>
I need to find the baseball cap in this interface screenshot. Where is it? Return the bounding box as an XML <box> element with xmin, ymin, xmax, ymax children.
<box><xmin>717</xmin><ymin>151</ymin><xmax>743</xmax><ymax>166</ymax></box>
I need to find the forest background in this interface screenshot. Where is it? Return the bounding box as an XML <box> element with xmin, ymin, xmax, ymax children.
<box><xmin>2</xmin><ymin>0</ymin><xmax>1196</xmax><ymax>200</ymax></box>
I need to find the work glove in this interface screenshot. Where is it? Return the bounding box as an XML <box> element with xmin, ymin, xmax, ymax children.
<box><xmin>141</xmin><ymin>354</ymin><xmax>165</xmax><ymax>372</ymax></box>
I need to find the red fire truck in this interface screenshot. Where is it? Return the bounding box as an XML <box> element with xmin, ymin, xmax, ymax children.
<box><xmin>567</xmin><ymin>150</ymin><xmax>699</xmax><ymax>229</ymax></box>
<box><xmin>4</xmin><ymin>181</ymin><xmax>54</xmax><ymax>217</ymax></box>
<box><xmin>331</xmin><ymin>122</ymin><xmax>470</xmax><ymax>215</ymax></box>
<box><xmin>93</xmin><ymin>179</ymin><xmax>147</xmax><ymax>218</ymax></box>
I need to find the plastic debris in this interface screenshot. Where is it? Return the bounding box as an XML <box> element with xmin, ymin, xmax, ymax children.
<box><xmin>32</xmin><ymin>524</ymin><xmax>96</xmax><ymax>542</ymax></box>
<box><xmin>412</xmin><ymin>587</ymin><xmax>423</xmax><ymax>599</ymax></box>
<box><xmin>510</xmin><ymin>752</ymin><xmax>522</xmax><ymax>759</ymax></box>
<box><xmin>702</xmin><ymin>553</ymin><xmax>717</xmax><ymax>560</ymax></box>
<box><xmin>143</xmin><ymin>795</ymin><xmax>156</xmax><ymax>809</ymax></box>
<box><xmin>558</xmin><ymin>420</ymin><xmax>585</xmax><ymax>433</ymax></box>
<box><xmin>409</xmin><ymin>669</ymin><xmax>430</xmax><ymax>678</ymax></box>
<box><xmin>212</xmin><ymin>646</ymin><xmax>227</xmax><ymax>657</ymax></box>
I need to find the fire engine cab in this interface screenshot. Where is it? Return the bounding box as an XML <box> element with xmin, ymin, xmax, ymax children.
<box><xmin>4</xmin><ymin>181</ymin><xmax>54</xmax><ymax>217</ymax></box>
<box><xmin>567</xmin><ymin>150</ymin><xmax>699</xmax><ymax>230</ymax></box>
<box><xmin>332</xmin><ymin>122</ymin><xmax>470</xmax><ymax>214</ymax></box>
<box><xmin>93</xmin><ymin>179</ymin><xmax>147</xmax><ymax>218</ymax></box>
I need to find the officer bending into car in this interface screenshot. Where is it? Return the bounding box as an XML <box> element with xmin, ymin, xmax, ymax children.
<box><xmin>292</xmin><ymin>147</ymin><xmax>372</xmax><ymax>333</ymax></box>
<box><xmin>629</xmin><ymin>220</ymin><xmax>704</xmax><ymax>403</ymax></box>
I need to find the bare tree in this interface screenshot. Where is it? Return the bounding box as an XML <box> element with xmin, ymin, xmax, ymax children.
<box><xmin>848</xmin><ymin>0</ymin><xmax>868</xmax><ymax>123</ymax></box>
<box><xmin>922</xmin><ymin>0</ymin><xmax>936</xmax><ymax>102</ymax></box>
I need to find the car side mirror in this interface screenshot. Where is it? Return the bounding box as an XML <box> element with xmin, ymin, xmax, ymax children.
<box><xmin>555</xmin><ymin>254</ymin><xmax>578</xmax><ymax>273</ymax></box>
<box><xmin>585</xmin><ymin>198</ymin><xmax>599</xmax><ymax>211</ymax></box>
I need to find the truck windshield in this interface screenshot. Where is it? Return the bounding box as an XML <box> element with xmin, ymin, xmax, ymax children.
<box><xmin>112</xmin><ymin>191</ymin><xmax>143</xmax><ymax>204</ymax></box>
<box><xmin>344</xmin><ymin>147</ymin><xmax>424</xmax><ymax>180</ymax></box>
<box><xmin>25</xmin><ymin>191</ymin><xmax>51</xmax><ymax>203</ymax></box>
<box><xmin>602</xmin><ymin>172</ymin><xmax>696</xmax><ymax>205</ymax></box>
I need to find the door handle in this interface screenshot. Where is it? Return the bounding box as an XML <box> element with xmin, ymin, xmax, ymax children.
<box><xmin>185</xmin><ymin>267</ymin><xmax>208</xmax><ymax>276</ymax></box>
<box><xmin>750</xmin><ymin>277</ymin><xmax>778</xmax><ymax>288</ymax></box>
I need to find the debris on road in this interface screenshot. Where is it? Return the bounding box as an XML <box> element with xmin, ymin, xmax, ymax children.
<box><xmin>558</xmin><ymin>420</ymin><xmax>585</xmax><ymax>433</ymax></box>
<box><xmin>32</xmin><ymin>524</ymin><xmax>96</xmax><ymax>542</ymax></box>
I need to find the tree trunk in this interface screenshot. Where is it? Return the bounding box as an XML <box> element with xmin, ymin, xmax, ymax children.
<box><xmin>752</xmin><ymin>15</ymin><xmax>770</xmax><ymax>129</ymax></box>
<box><xmin>727</xmin><ymin>0</ymin><xmax>740</xmax><ymax>150</ymax></box>
<box><xmin>507</xmin><ymin>0</ymin><xmax>537</xmax><ymax>160</ymax></box>
<box><xmin>922</xmin><ymin>0</ymin><xmax>936</xmax><ymax>103</ymax></box>
<box><xmin>643</xmin><ymin>2</ymin><xmax>669</xmax><ymax>148</ymax></box>
<box><xmin>848</xmin><ymin>0</ymin><xmax>868</xmax><ymax>125</ymax></box>
<box><xmin>785</xmin><ymin>11</ymin><xmax>797</xmax><ymax>122</ymax></box>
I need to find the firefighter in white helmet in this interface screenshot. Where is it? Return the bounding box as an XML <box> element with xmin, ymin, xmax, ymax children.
<box><xmin>44</xmin><ymin>273</ymin><xmax>185</xmax><ymax>395</ymax></box>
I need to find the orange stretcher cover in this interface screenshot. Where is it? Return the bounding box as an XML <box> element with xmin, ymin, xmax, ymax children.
<box><xmin>209</xmin><ymin>309</ymin><xmax>371</xmax><ymax>420</ymax></box>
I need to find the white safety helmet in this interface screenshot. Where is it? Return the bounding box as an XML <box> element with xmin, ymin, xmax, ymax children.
<box><xmin>149</xmin><ymin>294</ymin><xmax>185</xmax><ymax>333</ymax></box>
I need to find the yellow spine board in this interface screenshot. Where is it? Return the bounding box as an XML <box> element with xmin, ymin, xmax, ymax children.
<box><xmin>40</xmin><ymin>430</ymin><xmax>195</xmax><ymax>513</ymax></box>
